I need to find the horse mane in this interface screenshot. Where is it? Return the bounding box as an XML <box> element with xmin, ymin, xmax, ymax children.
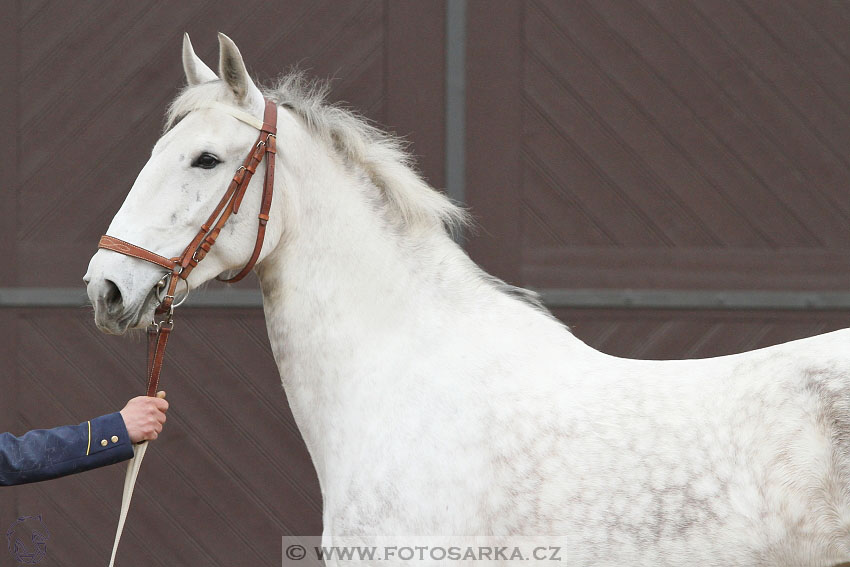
<box><xmin>165</xmin><ymin>72</ymin><xmax>468</xmax><ymax>237</ymax></box>
<box><xmin>164</xmin><ymin>73</ymin><xmax>550</xmax><ymax>314</ymax></box>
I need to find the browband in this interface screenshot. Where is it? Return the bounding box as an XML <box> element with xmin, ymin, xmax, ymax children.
<box><xmin>200</xmin><ymin>101</ymin><xmax>272</xmax><ymax>131</ymax></box>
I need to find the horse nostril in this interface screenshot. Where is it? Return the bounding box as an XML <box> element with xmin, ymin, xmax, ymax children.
<box><xmin>104</xmin><ymin>279</ymin><xmax>123</xmax><ymax>313</ymax></box>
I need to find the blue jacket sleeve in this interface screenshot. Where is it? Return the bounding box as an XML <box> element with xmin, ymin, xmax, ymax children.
<box><xmin>0</xmin><ymin>412</ymin><xmax>135</xmax><ymax>486</ymax></box>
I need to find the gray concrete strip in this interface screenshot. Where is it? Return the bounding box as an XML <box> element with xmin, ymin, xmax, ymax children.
<box><xmin>537</xmin><ymin>289</ymin><xmax>850</xmax><ymax>311</ymax></box>
<box><xmin>3</xmin><ymin>287</ymin><xmax>850</xmax><ymax>311</ymax></box>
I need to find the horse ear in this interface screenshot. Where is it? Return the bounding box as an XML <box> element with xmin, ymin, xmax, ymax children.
<box><xmin>182</xmin><ymin>33</ymin><xmax>216</xmax><ymax>86</ymax></box>
<box><xmin>217</xmin><ymin>33</ymin><xmax>263</xmax><ymax>107</ymax></box>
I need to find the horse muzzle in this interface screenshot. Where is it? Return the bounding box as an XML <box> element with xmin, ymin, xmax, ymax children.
<box><xmin>86</xmin><ymin>277</ymin><xmax>151</xmax><ymax>334</ymax></box>
<box><xmin>85</xmin><ymin>252</ymin><xmax>164</xmax><ymax>335</ymax></box>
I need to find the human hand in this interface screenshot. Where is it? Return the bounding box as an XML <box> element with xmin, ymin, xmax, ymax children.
<box><xmin>119</xmin><ymin>391</ymin><xmax>168</xmax><ymax>443</ymax></box>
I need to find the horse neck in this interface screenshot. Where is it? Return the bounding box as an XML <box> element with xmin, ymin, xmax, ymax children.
<box><xmin>254</xmin><ymin>156</ymin><xmax>473</xmax><ymax>472</ymax></box>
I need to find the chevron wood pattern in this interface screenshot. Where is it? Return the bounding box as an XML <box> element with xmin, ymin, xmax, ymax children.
<box><xmin>557</xmin><ymin>308</ymin><xmax>850</xmax><ymax>360</ymax></box>
<box><xmin>468</xmin><ymin>0</ymin><xmax>850</xmax><ymax>291</ymax></box>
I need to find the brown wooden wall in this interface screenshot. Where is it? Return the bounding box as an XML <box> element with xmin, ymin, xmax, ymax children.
<box><xmin>467</xmin><ymin>0</ymin><xmax>850</xmax><ymax>292</ymax></box>
<box><xmin>3</xmin><ymin>1</ymin><xmax>850</xmax><ymax>565</ymax></box>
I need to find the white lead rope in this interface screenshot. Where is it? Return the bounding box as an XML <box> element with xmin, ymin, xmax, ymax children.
<box><xmin>109</xmin><ymin>388</ymin><xmax>166</xmax><ymax>565</ymax></box>
<box><xmin>108</xmin><ymin>441</ymin><xmax>148</xmax><ymax>566</ymax></box>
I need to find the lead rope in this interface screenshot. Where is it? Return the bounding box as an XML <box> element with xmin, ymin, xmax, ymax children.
<box><xmin>108</xmin><ymin>437</ymin><xmax>148</xmax><ymax>567</ymax></box>
<box><xmin>109</xmin><ymin>316</ymin><xmax>172</xmax><ymax>567</ymax></box>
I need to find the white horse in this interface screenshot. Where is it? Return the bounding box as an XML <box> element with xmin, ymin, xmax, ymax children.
<box><xmin>84</xmin><ymin>34</ymin><xmax>850</xmax><ymax>566</ymax></box>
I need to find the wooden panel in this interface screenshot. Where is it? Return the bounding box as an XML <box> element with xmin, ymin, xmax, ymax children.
<box><xmin>386</xmin><ymin>1</ymin><xmax>446</xmax><ymax>189</ymax></box>
<box><xmin>0</xmin><ymin>0</ymin><xmax>20</xmax><ymax>523</ymax></box>
<box><xmin>557</xmin><ymin>307</ymin><xmax>850</xmax><ymax>360</ymax></box>
<box><xmin>0</xmin><ymin>0</ymin><xmax>17</xmax><ymax>286</ymax></box>
<box><xmin>465</xmin><ymin>0</ymin><xmax>524</xmax><ymax>284</ymax></box>
<box><xmin>0</xmin><ymin>312</ymin><xmax>19</xmax><ymax>532</ymax></box>
<box><xmin>525</xmin><ymin>247</ymin><xmax>850</xmax><ymax>290</ymax></box>
<box><xmin>466</xmin><ymin>0</ymin><xmax>850</xmax><ymax>290</ymax></box>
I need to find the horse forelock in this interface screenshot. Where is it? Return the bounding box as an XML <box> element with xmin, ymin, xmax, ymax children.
<box><xmin>163</xmin><ymin>81</ymin><xmax>234</xmax><ymax>132</ymax></box>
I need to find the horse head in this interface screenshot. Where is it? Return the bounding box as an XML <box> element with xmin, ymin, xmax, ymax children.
<box><xmin>84</xmin><ymin>34</ymin><xmax>288</xmax><ymax>334</ymax></box>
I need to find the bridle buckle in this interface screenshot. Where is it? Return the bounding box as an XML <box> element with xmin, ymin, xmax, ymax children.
<box><xmin>154</xmin><ymin>272</ymin><xmax>190</xmax><ymax>310</ymax></box>
<box><xmin>148</xmin><ymin>311</ymin><xmax>174</xmax><ymax>333</ymax></box>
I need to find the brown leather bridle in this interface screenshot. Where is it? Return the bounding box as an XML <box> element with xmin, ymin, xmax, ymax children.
<box><xmin>97</xmin><ymin>99</ymin><xmax>278</xmax><ymax>397</ymax></box>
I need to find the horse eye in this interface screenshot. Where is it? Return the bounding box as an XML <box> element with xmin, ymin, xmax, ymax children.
<box><xmin>192</xmin><ymin>152</ymin><xmax>220</xmax><ymax>169</ymax></box>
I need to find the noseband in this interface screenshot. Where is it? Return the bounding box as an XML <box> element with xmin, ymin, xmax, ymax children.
<box><xmin>98</xmin><ymin>99</ymin><xmax>277</xmax><ymax>396</ymax></box>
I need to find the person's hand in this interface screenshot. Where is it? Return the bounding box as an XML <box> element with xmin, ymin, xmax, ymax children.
<box><xmin>119</xmin><ymin>391</ymin><xmax>169</xmax><ymax>443</ymax></box>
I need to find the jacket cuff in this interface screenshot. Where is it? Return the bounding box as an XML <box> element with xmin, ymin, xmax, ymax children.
<box><xmin>87</xmin><ymin>412</ymin><xmax>133</xmax><ymax>459</ymax></box>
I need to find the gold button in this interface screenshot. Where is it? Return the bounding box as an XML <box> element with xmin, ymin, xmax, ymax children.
<box><xmin>111</xmin><ymin>436</ymin><xmax>119</xmax><ymax>443</ymax></box>
<box><xmin>100</xmin><ymin>439</ymin><xmax>108</xmax><ymax>447</ymax></box>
